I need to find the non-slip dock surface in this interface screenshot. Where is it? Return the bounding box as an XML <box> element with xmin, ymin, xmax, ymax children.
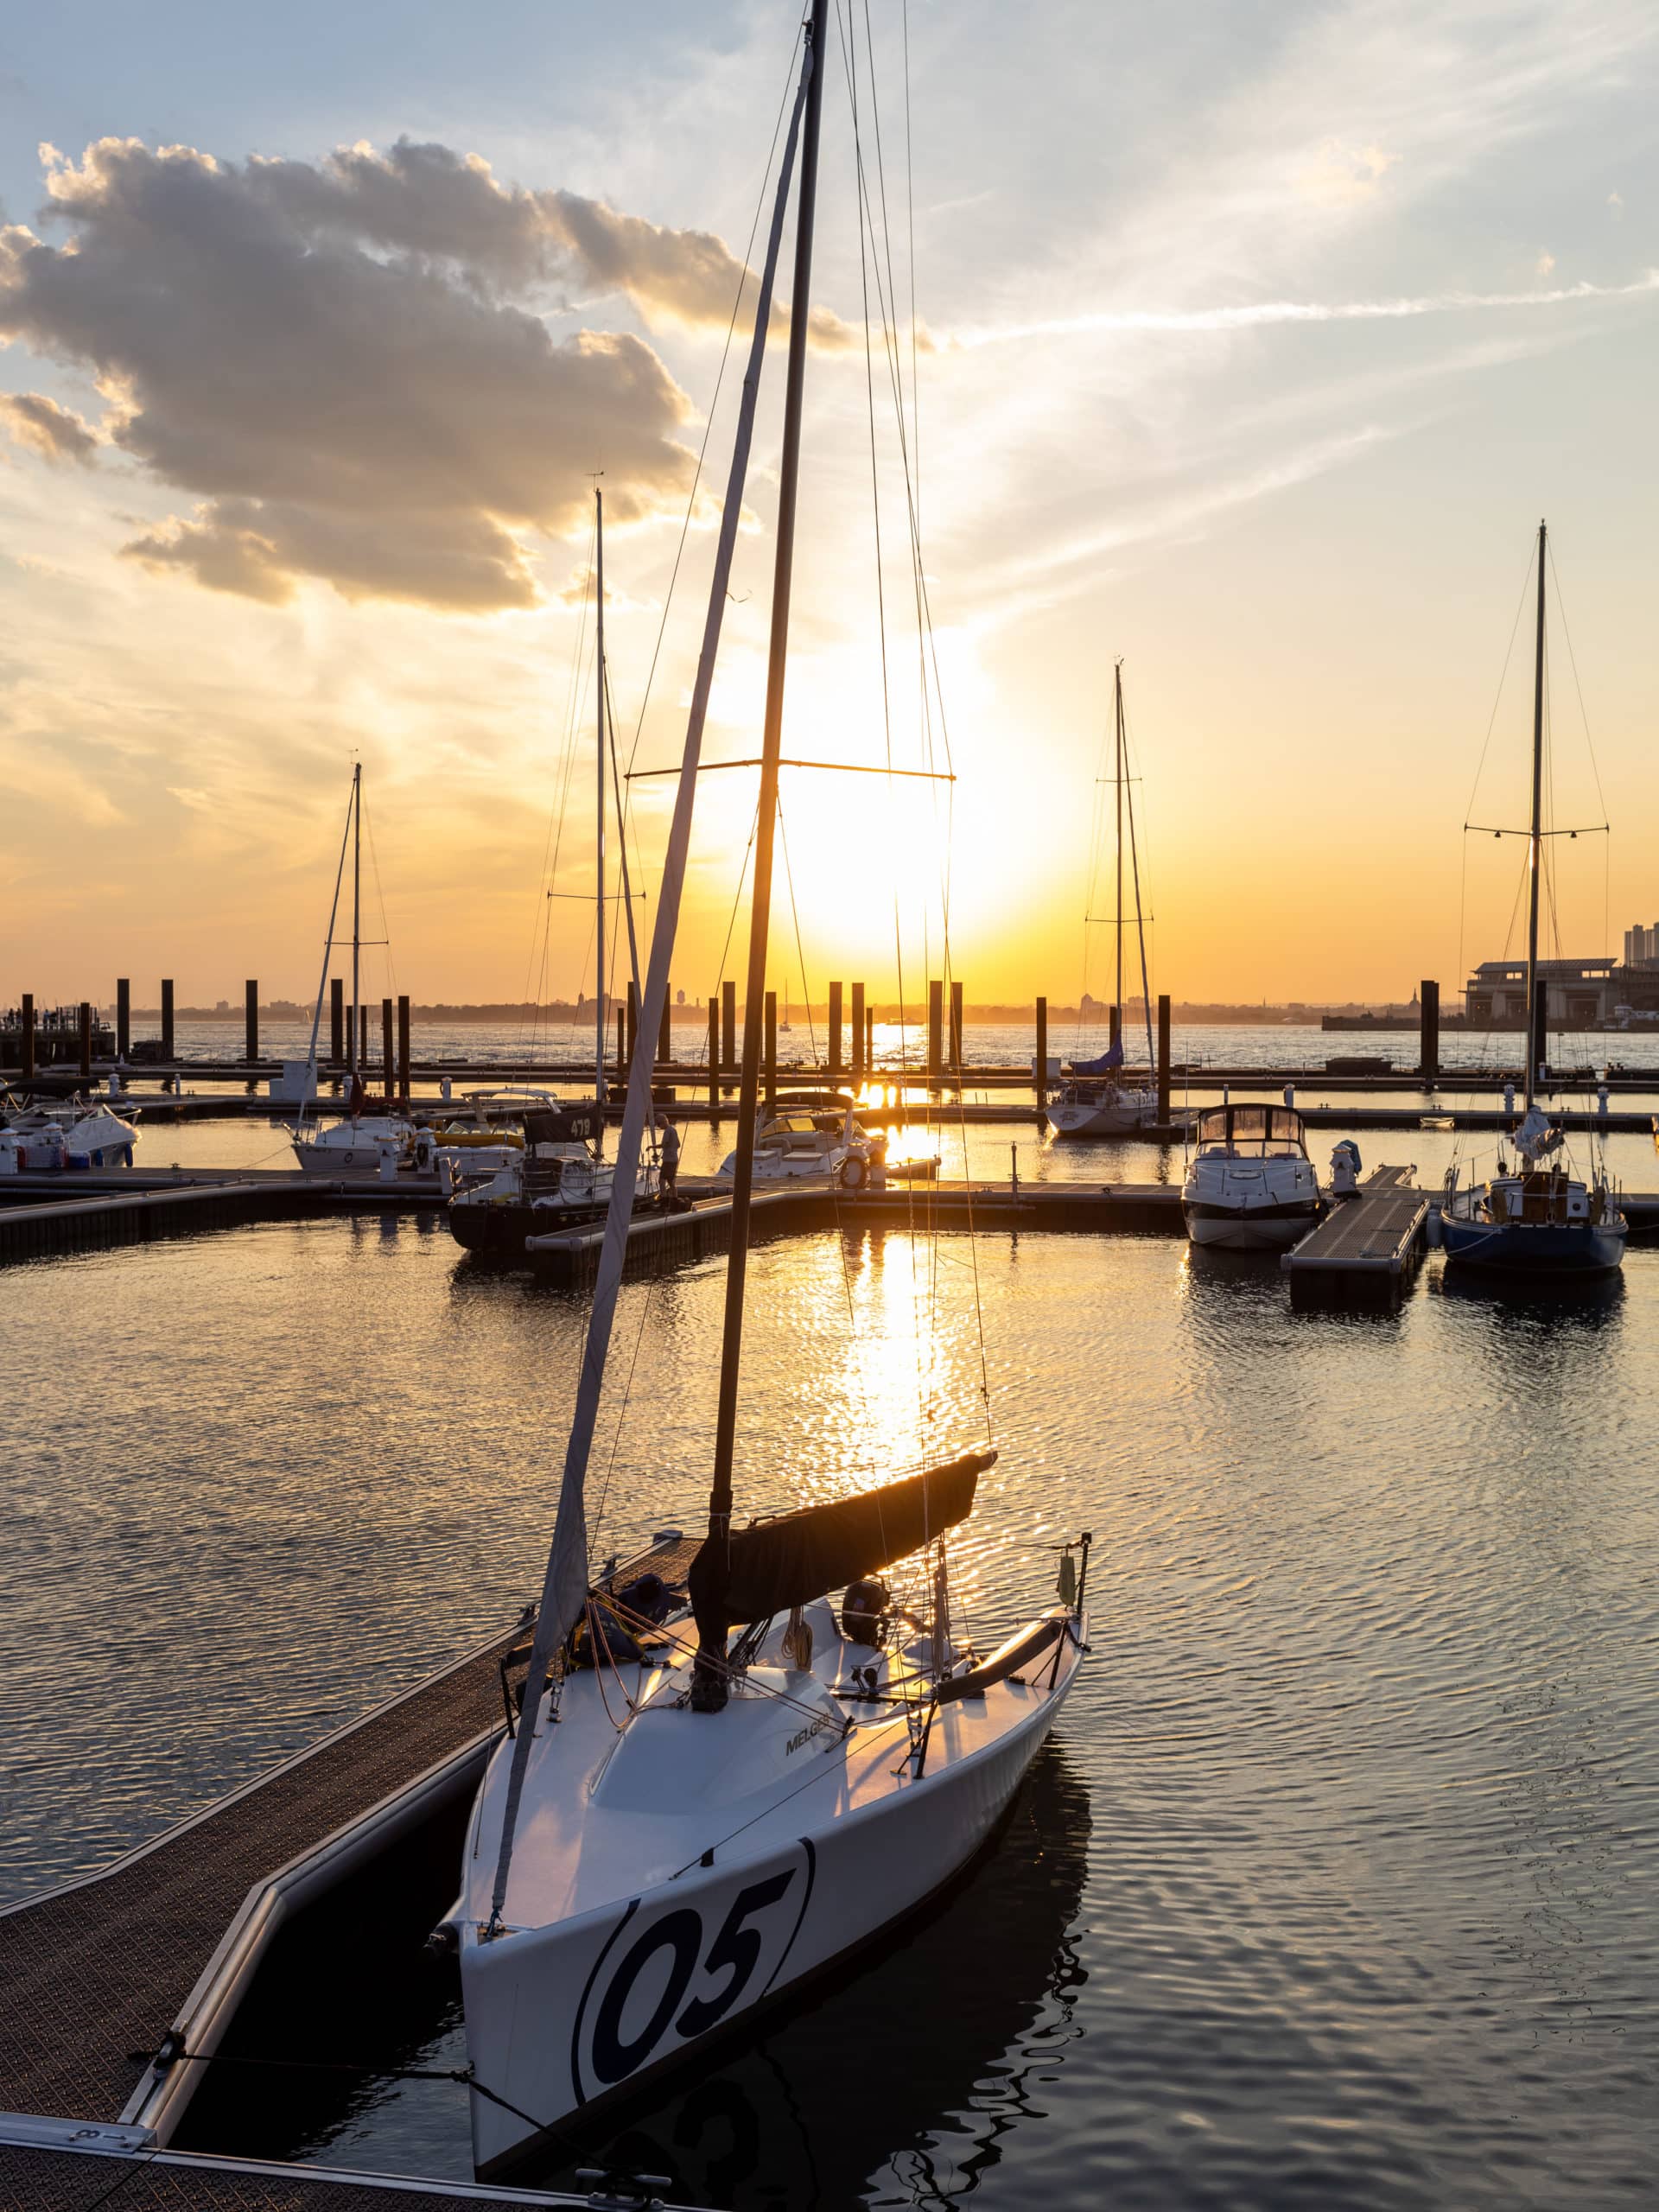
<box><xmin>0</xmin><ymin>2142</ymin><xmax>592</xmax><ymax>2208</ymax></box>
<box><xmin>0</xmin><ymin>1629</ymin><xmax>518</xmax><ymax>2126</ymax></box>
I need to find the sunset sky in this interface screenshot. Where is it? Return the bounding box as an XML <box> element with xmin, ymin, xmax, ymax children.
<box><xmin>3</xmin><ymin>0</ymin><xmax>1656</xmax><ymax>1016</ymax></box>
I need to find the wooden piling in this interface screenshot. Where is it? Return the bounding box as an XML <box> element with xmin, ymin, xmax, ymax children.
<box><xmin>397</xmin><ymin>994</ymin><xmax>411</xmax><ymax>1104</ymax></box>
<box><xmin>1109</xmin><ymin>1003</ymin><xmax>1122</xmax><ymax>1057</ymax></box>
<box><xmin>721</xmin><ymin>979</ymin><xmax>737</xmax><ymax>1072</ymax></box>
<box><xmin>927</xmin><ymin>980</ymin><xmax>944</xmax><ymax>1080</ymax></box>
<box><xmin>79</xmin><ymin>1001</ymin><xmax>92</xmax><ymax>1082</ymax></box>
<box><xmin>1157</xmin><ymin>993</ymin><xmax>1172</xmax><ymax>1123</ymax></box>
<box><xmin>765</xmin><ymin>990</ymin><xmax>778</xmax><ymax>1106</ymax></box>
<box><xmin>245</xmin><ymin>981</ymin><xmax>259</xmax><ymax>1065</ymax></box>
<box><xmin>829</xmin><ymin>981</ymin><xmax>843</xmax><ymax>1072</ymax></box>
<box><xmin>615</xmin><ymin>1006</ymin><xmax>626</xmax><ymax>1084</ymax></box>
<box><xmin>21</xmin><ymin>993</ymin><xmax>35</xmax><ymax>1082</ymax></box>
<box><xmin>1420</xmin><ymin>979</ymin><xmax>1440</xmax><ymax>1086</ymax></box>
<box><xmin>866</xmin><ymin>1007</ymin><xmax>874</xmax><ymax>1072</ymax></box>
<box><xmin>381</xmin><ymin>998</ymin><xmax>394</xmax><ymax>1101</ymax></box>
<box><xmin>116</xmin><ymin>978</ymin><xmax>130</xmax><ymax>1060</ymax></box>
<box><xmin>1035</xmin><ymin>995</ymin><xmax>1047</xmax><ymax>1103</ymax></box>
<box><xmin>658</xmin><ymin>992</ymin><xmax>671</xmax><ymax>1067</ymax></box>
<box><xmin>950</xmin><ymin>979</ymin><xmax>963</xmax><ymax>1073</ymax></box>
<box><xmin>160</xmin><ymin>980</ymin><xmax>175</xmax><ymax>1063</ymax></box>
<box><xmin>851</xmin><ymin>982</ymin><xmax>865</xmax><ymax>1076</ymax></box>
<box><xmin>626</xmin><ymin>980</ymin><xmax>639</xmax><ymax>1068</ymax></box>
<box><xmin>329</xmin><ymin>979</ymin><xmax>343</xmax><ymax>1066</ymax></box>
<box><xmin>359</xmin><ymin>1004</ymin><xmax>370</xmax><ymax>1066</ymax></box>
<box><xmin>708</xmin><ymin>996</ymin><xmax>720</xmax><ymax>1110</ymax></box>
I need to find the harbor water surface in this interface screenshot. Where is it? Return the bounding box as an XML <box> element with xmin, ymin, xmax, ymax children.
<box><xmin>3</xmin><ymin>1063</ymin><xmax>1657</xmax><ymax>2205</ymax></box>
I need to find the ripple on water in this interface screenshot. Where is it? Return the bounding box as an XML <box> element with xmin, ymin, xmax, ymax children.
<box><xmin>3</xmin><ymin>1217</ymin><xmax>1659</xmax><ymax>2207</ymax></box>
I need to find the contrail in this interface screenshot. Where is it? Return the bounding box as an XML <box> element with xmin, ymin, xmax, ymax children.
<box><xmin>952</xmin><ymin>270</ymin><xmax>1659</xmax><ymax>347</ymax></box>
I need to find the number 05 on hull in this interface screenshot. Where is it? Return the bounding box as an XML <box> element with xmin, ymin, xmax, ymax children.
<box><xmin>455</xmin><ymin>1597</ymin><xmax>1085</xmax><ymax>2174</ymax></box>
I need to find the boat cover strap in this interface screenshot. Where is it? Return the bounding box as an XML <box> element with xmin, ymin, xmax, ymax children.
<box><xmin>690</xmin><ymin>1450</ymin><xmax>993</xmax><ymax>1634</ymax></box>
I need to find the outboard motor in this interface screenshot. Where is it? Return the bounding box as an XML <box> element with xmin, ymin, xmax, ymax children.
<box><xmin>1330</xmin><ymin>1138</ymin><xmax>1362</xmax><ymax>1198</ymax></box>
<box><xmin>842</xmin><ymin>1577</ymin><xmax>890</xmax><ymax>1647</ymax></box>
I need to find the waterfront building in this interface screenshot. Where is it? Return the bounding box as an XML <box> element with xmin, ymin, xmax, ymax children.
<box><xmin>1464</xmin><ymin>954</ymin><xmax>1659</xmax><ymax>1025</ymax></box>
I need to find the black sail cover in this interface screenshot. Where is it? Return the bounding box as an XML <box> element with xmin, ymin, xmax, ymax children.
<box><xmin>689</xmin><ymin>1451</ymin><xmax>993</xmax><ymax>1649</ymax></box>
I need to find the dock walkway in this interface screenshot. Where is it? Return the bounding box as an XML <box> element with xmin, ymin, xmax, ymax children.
<box><xmin>0</xmin><ymin>1622</ymin><xmax>521</xmax><ymax>2132</ymax></box>
<box><xmin>1282</xmin><ymin>1167</ymin><xmax>1429</xmax><ymax>1306</ymax></box>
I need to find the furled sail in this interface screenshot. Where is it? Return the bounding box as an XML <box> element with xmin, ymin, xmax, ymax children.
<box><xmin>690</xmin><ymin>1450</ymin><xmax>993</xmax><ymax>1644</ymax></box>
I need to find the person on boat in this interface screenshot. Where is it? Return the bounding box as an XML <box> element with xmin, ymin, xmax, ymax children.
<box><xmin>347</xmin><ymin>1070</ymin><xmax>365</xmax><ymax>1120</ymax></box>
<box><xmin>659</xmin><ymin>1116</ymin><xmax>680</xmax><ymax>1197</ymax></box>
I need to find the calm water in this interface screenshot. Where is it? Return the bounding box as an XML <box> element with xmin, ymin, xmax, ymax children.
<box><xmin>4</xmin><ymin>1136</ymin><xmax>1659</xmax><ymax>2203</ymax></box>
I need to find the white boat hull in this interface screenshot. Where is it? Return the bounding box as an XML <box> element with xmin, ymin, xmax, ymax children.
<box><xmin>1046</xmin><ymin>1086</ymin><xmax>1158</xmax><ymax>1138</ymax></box>
<box><xmin>1184</xmin><ymin>1198</ymin><xmax>1319</xmax><ymax>1251</ymax></box>
<box><xmin>457</xmin><ymin>1616</ymin><xmax>1083</xmax><ymax>2175</ymax></box>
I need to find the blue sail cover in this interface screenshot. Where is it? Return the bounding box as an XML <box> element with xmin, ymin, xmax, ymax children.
<box><xmin>1075</xmin><ymin>1041</ymin><xmax>1125</xmax><ymax>1074</ymax></box>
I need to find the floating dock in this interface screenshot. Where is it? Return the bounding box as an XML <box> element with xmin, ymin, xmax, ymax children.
<box><xmin>1281</xmin><ymin>1167</ymin><xmax>1430</xmax><ymax>1308</ymax></box>
<box><xmin>0</xmin><ymin>1537</ymin><xmax>721</xmax><ymax>2209</ymax></box>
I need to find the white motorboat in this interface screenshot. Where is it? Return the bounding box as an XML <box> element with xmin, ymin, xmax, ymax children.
<box><xmin>1440</xmin><ymin>522</ymin><xmax>1625</xmax><ymax>1277</ymax></box>
<box><xmin>716</xmin><ymin>1103</ymin><xmax>874</xmax><ymax>1185</ymax></box>
<box><xmin>0</xmin><ymin>1096</ymin><xmax>139</xmax><ymax>1169</ymax></box>
<box><xmin>1182</xmin><ymin>1103</ymin><xmax>1322</xmax><ymax>1249</ymax></box>
<box><xmin>1046</xmin><ymin>660</ymin><xmax>1163</xmax><ymax>1139</ymax></box>
<box><xmin>446</xmin><ymin>28</ymin><xmax>1090</xmax><ymax>2173</ymax></box>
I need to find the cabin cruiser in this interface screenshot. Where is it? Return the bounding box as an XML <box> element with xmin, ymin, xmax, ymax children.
<box><xmin>448</xmin><ymin>1103</ymin><xmax>665</xmax><ymax>1257</ymax></box>
<box><xmin>1440</xmin><ymin>1106</ymin><xmax>1626</xmax><ymax>1274</ymax></box>
<box><xmin>717</xmin><ymin>1103</ymin><xmax>877</xmax><ymax>1185</ymax></box>
<box><xmin>0</xmin><ymin>1094</ymin><xmax>138</xmax><ymax>1169</ymax></box>
<box><xmin>1181</xmin><ymin>1103</ymin><xmax>1321</xmax><ymax>1249</ymax></box>
<box><xmin>292</xmin><ymin>1088</ymin><xmax>552</xmax><ymax>1179</ymax></box>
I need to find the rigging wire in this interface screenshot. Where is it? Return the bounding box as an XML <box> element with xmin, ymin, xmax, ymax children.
<box><xmin>775</xmin><ymin>796</ymin><xmax>821</xmax><ymax>1065</ymax></box>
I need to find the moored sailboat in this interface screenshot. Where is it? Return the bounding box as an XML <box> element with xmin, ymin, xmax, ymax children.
<box><xmin>1440</xmin><ymin>523</ymin><xmax>1626</xmax><ymax>1276</ymax></box>
<box><xmin>1047</xmin><ymin>660</ymin><xmax>1160</xmax><ymax>1137</ymax></box>
<box><xmin>444</xmin><ymin>16</ymin><xmax>1090</xmax><ymax>2172</ymax></box>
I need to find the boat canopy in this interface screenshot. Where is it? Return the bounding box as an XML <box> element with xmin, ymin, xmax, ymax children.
<box><xmin>688</xmin><ymin>1450</ymin><xmax>993</xmax><ymax>1638</ymax></box>
<box><xmin>1074</xmin><ymin>1042</ymin><xmax>1125</xmax><ymax>1075</ymax></box>
<box><xmin>1196</xmin><ymin>1104</ymin><xmax>1306</xmax><ymax>1148</ymax></box>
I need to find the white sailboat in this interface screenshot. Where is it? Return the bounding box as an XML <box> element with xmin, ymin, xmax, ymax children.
<box><xmin>444</xmin><ymin>17</ymin><xmax>1090</xmax><ymax>2174</ymax></box>
<box><xmin>1047</xmin><ymin>660</ymin><xmax>1160</xmax><ymax>1137</ymax></box>
<box><xmin>447</xmin><ymin>491</ymin><xmax>658</xmax><ymax>1257</ymax></box>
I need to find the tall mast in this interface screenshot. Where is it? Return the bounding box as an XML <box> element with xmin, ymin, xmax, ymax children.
<box><xmin>1122</xmin><ymin>662</ymin><xmax>1157</xmax><ymax>1078</ymax></box>
<box><xmin>1525</xmin><ymin>518</ymin><xmax>1546</xmax><ymax>1112</ymax></box>
<box><xmin>349</xmin><ymin>760</ymin><xmax>361</xmax><ymax>1078</ymax></box>
<box><xmin>485</xmin><ymin>27</ymin><xmax>817</xmax><ymax>1924</ymax></box>
<box><xmin>706</xmin><ymin>0</ymin><xmax>828</xmax><ymax>1592</ymax></box>
<box><xmin>1114</xmin><ymin>662</ymin><xmax>1124</xmax><ymax>1029</ymax></box>
<box><xmin>594</xmin><ymin>489</ymin><xmax>607</xmax><ymax>1130</ymax></box>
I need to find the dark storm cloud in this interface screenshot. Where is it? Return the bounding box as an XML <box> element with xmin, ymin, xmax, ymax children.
<box><xmin>0</xmin><ymin>137</ymin><xmax>837</xmax><ymax>610</ymax></box>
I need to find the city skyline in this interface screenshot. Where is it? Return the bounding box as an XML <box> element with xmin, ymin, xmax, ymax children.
<box><xmin>3</xmin><ymin>0</ymin><xmax>1656</xmax><ymax>1008</ymax></box>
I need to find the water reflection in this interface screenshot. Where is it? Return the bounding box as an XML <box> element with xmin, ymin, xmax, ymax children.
<box><xmin>522</xmin><ymin>1741</ymin><xmax>1091</xmax><ymax>2209</ymax></box>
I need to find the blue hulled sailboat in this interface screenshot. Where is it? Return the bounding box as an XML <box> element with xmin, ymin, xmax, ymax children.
<box><xmin>1440</xmin><ymin>521</ymin><xmax>1626</xmax><ymax>1277</ymax></box>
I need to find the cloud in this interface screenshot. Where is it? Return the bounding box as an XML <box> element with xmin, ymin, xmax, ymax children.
<box><xmin>1296</xmin><ymin>138</ymin><xmax>1397</xmax><ymax>207</ymax></box>
<box><xmin>1535</xmin><ymin>250</ymin><xmax>1556</xmax><ymax>276</ymax></box>
<box><xmin>0</xmin><ymin>136</ymin><xmax>830</xmax><ymax>610</ymax></box>
<box><xmin>1608</xmin><ymin>190</ymin><xmax>1624</xmax><ymax>215</ymax></box>
<box><xmin>0</xmin><ymin>388</ymin><xmax>99</xmax><ymax>463</ymax></box>
<box><xmin>951</xmin><ymin>270</ymin><xmax>1659</xmax><ymax>346</ymax></box>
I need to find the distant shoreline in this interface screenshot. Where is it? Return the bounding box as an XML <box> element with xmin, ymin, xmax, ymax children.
<box><xmin>105</xmin><ymin>1001</ymin><xmax>1442</xmax><ymax>1028</ymax></box>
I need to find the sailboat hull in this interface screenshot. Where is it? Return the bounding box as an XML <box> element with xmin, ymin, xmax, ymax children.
<box><xmin>1439</xmin><ymin>1210</ymin><xmax>1627</xmax><ymax>1274</ymax></box>
<box><xmin>1046</xmin><ymin>1087</ymin><xmax>1159</xmax><ymax>1137</ymax></box>
<box><xmin>459</xmin><ymin>1624</ymin><xmax>1084</xmax><ymax>2177</ymax></box>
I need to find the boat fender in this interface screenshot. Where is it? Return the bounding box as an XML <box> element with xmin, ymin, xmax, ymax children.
<box><xmin>838</xmin><ymin>1154</ymin><xmax>868</xmax><ymax>1190</ymax></box>
<box><xmin>842</xmin><ymin>1576</ymin><xmax>890</xmax><ymax>1646</ymax></box>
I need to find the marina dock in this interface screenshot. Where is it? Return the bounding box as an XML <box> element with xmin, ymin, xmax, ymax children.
<box><xmin>1281</xmin><ymin>1167</ymin><xmax>1431</xmax><ymax>1308</ymax></box>
<box><xmin>0</xmin><ymin>1581</ymin><xmax>718</xmax><ymax>2210</ymax></box>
